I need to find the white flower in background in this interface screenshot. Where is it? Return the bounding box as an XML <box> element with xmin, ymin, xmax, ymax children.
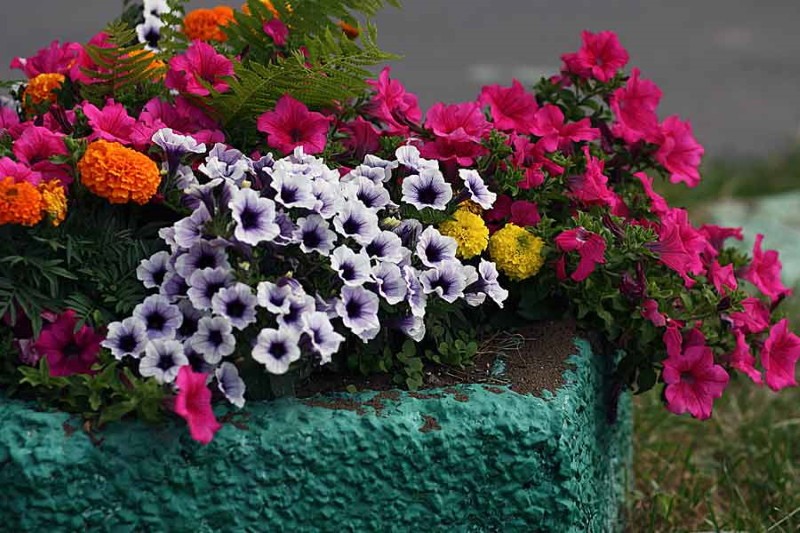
<box><xmin>103</xmin><ymin>317</ymin><xmax>148</xmax><ymax>360</ymax></box>
<box><xmin>187</xmin><ymin>267</ymin><xmax>235</xmax><ymax>311</ymax></box>
<box><xmin>459</xmin><ymin>169</ymin><xmax>497</xmax><ymax>210</ymax></box>
<box><xmin>343</xmin><ymin>176</ymin><xmax>394</xmax><ymax>212</ymax></box>
<box><xmin>139</xmin><ymin>339</ymin><xmax>188</xmax><ymax>384</ymax></box>
<box><xmin>174</xmin><ymin>240</ymin><xmax>230</xmax><ymax>279</ymax></box>
<box><xmin>302</xmin><ymin>312</ymin><xmax>344</xmax><ymax>363</ymax></box>
<box><xmin>465</xmin><ymin>259</ymin><xmax>509</xmax><ymax>308</ymax></box>
<box><xmin>403</xmin><ymin>265</ymin><xmax>428</xmax><ymax>318</ymax></box>
<box><xmin>336</xmin><ymin>286</ymin><xmax>381</xmax><ymax>342</ymax></box>
<box><xmin>133</xmin><ymin>294</ymin><xmax>183</xmax><ymax>340</ymax></box>
<box><xmin>136</xmin><ymin>14</ymin><xmax>164</xmax><ymax>51</ymax></box>
<box><xmin>276</xmin><ymin>294</ymin><xmax>316</xmax><ymax>333</ymax></box>
<box><xmin>371</xmin><ymin>262</ymin><xmax>407</xmax><ymax>305</ymax></box>
<box><xmin>310</xmin><ymin>179</ymin><xmax>343</xmax><ymax>219</ymax></box>
<box><xmin>270</xmin><ymin>166</ymin><xmax>316</xmax><ymax>209</ymax></box>
<box><xmin>363</xmin><ymin>230</ymin><xmax>405</xmax><ymax>264</ymax></box>
<box><xmin>252</xmin><ymin>327</ymin><xmax>302</xmax><ymax>375</ymax></box>
<box><xmin>136</xmin><ymin>250</ymin><xmax>172</xmax><ymax>289</ymax></box>
<box><xmin>401</xmin><ymin>168</ymin><xmax>453</xmax><ymax>211</ymax></box>
<box><xmin>331</xmin><ymin>246</ymin><xmax>372</xmax><ymax>287</ymax></box>
<box><xmin>362</xmin><ymin>154</ymin><xmax>399</xmax><ymax>182</ymax></box>
<box><xmin>333</xmin><ymin>201</ymin><xmax>380</xmax><ymax>245</ymax></box>
<box><xmin>190</xmin><ymin>316</ymin><xmax>236</xmax><ymax>364</ymax></box>
<box><xmin>395</xmin><ymin>314</ymin><xmax>426</xmax><ymax>342</ymax></box>
<box><xmin>293</xmin><ymin>215</ymin><xmax>337</xmax><ymax>255</ymax></box>
<box><xmin>395</xmin><ymin>145</ymin><xmax>439</xmax><ymax>172</ymax></box>
<box><xmin>200</xmin><ymin>144</ymin><xmax>253</xmax><ymax>186</ymax></box>
<box><xmin>229</xmin><ymin>187</ymin><xmax>280</xmax><ymax>246</ymax></box>
<box><xmin>211</xmin><ymin>283</ymin><xmax>258</xmax><ymax>331</ymax></box>
<box><xmin>256</xmin><ymin>281</ymin><xmax>293</xmax><ymax>315</ymax></box>
<box><xmin>216</xmin><ymin>362</ymin><xmax>246</xmax><ymax>408</ymax></box>
<box><xmin>420</xmin><ymin>261</ymin><xmax>469</xmax><ymax>303</ymax></box>
<box><xmin>173</xmin><ymin>205</ymin><xmax>211</xmax><ymax>249</ymax></box>
<box><xmin>416</xmin><ymin>227</ymin><xmax>458</xmax><ymax>268</ymax></box>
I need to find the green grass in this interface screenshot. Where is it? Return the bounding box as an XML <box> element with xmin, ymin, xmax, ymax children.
<box><xmin>629</xmin><ymin>147</ymin><xmax>800</xmax><ymax>532</ymax></box>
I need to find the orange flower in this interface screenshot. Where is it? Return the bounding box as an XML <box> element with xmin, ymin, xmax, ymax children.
<box><xmin>127</xmin><ymin>49</ymin><xmax>166</xmax><ymax>81</ymax></box>
<box><xmin>0</xmin><ymin>177</ymin><xmax>44</xmax><ymax>226</ymax></box>
<box><xmin>183</xmin><ymin>6</ymin><xmax>236</xmax><ymax>42</ymax></box>
<box><xmin>241</xmin><ymin>1</ymin><xmax>291</xmax><ymax>18</ymax></box>
<box><xmin>77</xmin><ymin>140</ymin><xmax>161</xmax><ymax>205</ymax></box>
<box><xmin>22</xmin><ymin>73</ymin><xmax>65</xmax><ymax>109</ymax></box>
<box><xmin>39</xmin><ymin>180</ymin><xmax>68</xmax><ymax>226</ymax></box>
<box><xmin>338</xmin><ymin>21</ymin><xmax>360</xmax><ymax>39</ymax></box>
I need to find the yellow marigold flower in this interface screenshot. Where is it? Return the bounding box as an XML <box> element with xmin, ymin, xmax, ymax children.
<box><xmin>23</xmin><ymin>73</ymin><xmax>65</xmax><ymax>109</ymax></box>
<box><xmin>183</xmin><ymin>6</ymin><xmax>235</xmax><ymax>42</ymax></box>
<box><xmin>0</xmin><ymin>177</ymin><xmax>44</xmax><ymax>226</ymax></box>
<box><xmin>439</xmin><ymin>209</ymin><xmax>489</xmax><ymax>259</ymax></box>
<box><xmin>488</xmin><ymin>223</ymin><xmax>545</xmax><ymax>281</ymax></box>
<box><xmin>39</xmin><ymin>180</ymin><xmax>67</xmax><ymax>226</ymax></box>
<box><xmin>77</xmin><ymin>140</ymin><xmax>161</xmax><ymax>205</ymax></box>
<box><xmin>459</xmin><ymin>200</ymin><xmax>484</xmax><ymax>215</ymax></box>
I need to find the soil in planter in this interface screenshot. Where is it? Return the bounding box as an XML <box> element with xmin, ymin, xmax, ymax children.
<box><xmin>295</xmin><ymin>320</ymin><xmax>576</xmax><ymax>398</ymax></box>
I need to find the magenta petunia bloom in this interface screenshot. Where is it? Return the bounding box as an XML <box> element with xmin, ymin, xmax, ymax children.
<box><xmin>0</xmin><ymin>157</ymin><xmax>44</xmax><ymax>186</ymax></box>
<box><xmin>729</xmin><ymin>297</ymin><xmax>770</xmax><ymax>335</ymax></box>
<box><xmin>509</xmin><ymin>200</ymin><xmax>540</xmax><ymax>227</ymax></box>
<box><xmin>742</xmin><ymin>234</ymin><xmax>792</xmax><ymax>303</ymax></box>
<box><xmin>654</xmin><ymin>115</ymin><xmax>704</xmax><ymax>188</ymax></box>
<box><xmin>662</xmin><ymin>326</ymin><xmax>729</xmax><ymax>420</ymax></box>
<box><xmin>568</xmin><ymin>146</ymin><xmax>616</xmax><ymax>207</ymax></box>
<box><xmin>131</xmin><ymin>96</ymin><xmax>225</xmax><ymax>148</ymax></box>
<box><xmin>10</xmin><ymin>40</ymin><xmax>82</xmax><ymax>79</ymax></box>
<box><xmin>478</xmin><ymin>79</ymin><xmax>539</xmax><ymax>133</ymax></box>
<box><xmin>421</xmin><ymin>101</ymin><xmax>490</xmax><ymax>165</ymax></box>
<box><xmin>340</xmin><ymin>116</ymin><xmax>380</xmax><ymax>159</ymax></box>
<box><xmin>165</xmin><ymin>41</ymin><xmax>234</xmax><ymax>97</ymax></box>
<box><xmin>634</xmin><ymin>172</ymin><xmax>669</xmax><ymax>216</ymax></box>
<box><xmin>760</xmin><ymin>319</ymin><xmax>800</xmax><ymax>392</ymax></box>
<box><xmin>69</xmin><ymin>32</ymin><xmax>113</xmax><ymax>84</ymax></box>
<box><xmin>263</xmin><ymin>19</ymin><xmax>289</xmax><ymax>47</ymax></box>
<box><xmin>0</xmin><ymin>107</ymin><xmax>20</xmax><ymax>137</ymax></box>
<box><xmin>82</xmin><ymin>99</ymin><xmax>136</xmax><ymax>145</ymax></box>
<box><xmin>510</xmin><ymin>135</ymin><xmax>563</xmax><ymax>190</ymax></box>
<box><xmin>256</xmin><ymin>94</ymin><xmax>332</xmax><ymax>155</ymax></box>
<box><xmin>366</xmin><ymin>66</ymin><xmax>422</xmax><ymax>134</ymax></box>
<box><xmin>729</xmin><ymin>329</ymin><xmax>762</xmax><ymax>385</ymax></box>
<box><xmin>641</xmin><ymin>299</ymin><xmax>666</xmax><ymax>327</ymax></box>
<box><xmin>12</xmin><ymin>125</ymin><xmax>71</xmax><ymax>185</ymax></box>
<box><xmin>610</xmin><ymin>68</ymin><xmax>662</xmax><ymax>144</ymax></box>
<box><xmin>555</xmin><ymin>227</ymin><xmax>607</xmax><ymax>282</ymax></box>
<box><xmin>530</xmin><ymin>104</ymin><xmax>599</xmax><ymax>152</ymax></box>
<box><xmin>647</xmin><ymin>208</ymin><xmax>708</xmax><ymax>287</ymax></box>
<box><xmin>33</xmin><ymin>310</ymin><xmax>104</xmax><ymax>377</ymax></box>
<box><xmin>698</xmin><ymin>224</ymin><xmax>743</xmax><ymax>252</ymax></box>
<box><xmin>707</xmin><ymin>260</ymin><xmax>737</xmax><ymax>295</ymax></box>
<box><xmin>561</xmin><ymin>30</ymin><xmax>629</xmax><ymax>83</ymax></box>
<box><xmin>174</xmin><ymin>365</ymin><xmax>222</xmax><ymax>444</ymax></box>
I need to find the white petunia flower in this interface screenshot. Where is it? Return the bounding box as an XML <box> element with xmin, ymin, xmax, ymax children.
<box><xmin>252</xmin><ymin>327</ymin><xmax>302</xmax><ymax>375</ymax></box>
<box><xmin>139</xmin><ymin>339</ymin><xmax>188</xmax><ymax>384</ymax></box>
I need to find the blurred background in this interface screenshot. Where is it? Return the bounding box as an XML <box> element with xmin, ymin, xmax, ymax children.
<box><xmin>2</xmin><ymin>0</ymin><xmax>800</xmax><ymax>156</ymax></box>
<box><xmin>1</xmin><ymin>2</ymin><xmax>799</xmax><ymax>530</ymax></box>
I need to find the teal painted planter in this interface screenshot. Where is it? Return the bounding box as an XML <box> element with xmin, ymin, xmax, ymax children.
<box><xmin>0</xmin><ymin>337</ymin><xmax>631</xmax><ymax>532</ymax></box>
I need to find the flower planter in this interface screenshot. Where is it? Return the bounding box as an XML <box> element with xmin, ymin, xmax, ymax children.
<box><xmin>0</xmin><ymin>331</ymin><xmax>631</xmax><ymax>532</ymax></box>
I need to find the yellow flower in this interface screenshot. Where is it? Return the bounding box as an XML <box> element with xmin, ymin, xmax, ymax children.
<box><xmin>77</xmin><ymin>140</ymin><xmax>161</xmax><ymax>205</ymax></box>
<box><xmin>39</xmin><ymin>180</ymin><xmax>68</xmax><ymax>226</ymax></box>
<box><xmin>439</xmin><ymin>209</ymin><xmax>489</xmax><ymax>259</ymax></box>
<box><xmin>488</xmin><ymin>223</ymin><xmax>545</xmax><ymax>281</ymax></box>
<box><xmin>458</xmin><ymin>200</ymin><xmax>484</xmax><ymax>215</ymax></box>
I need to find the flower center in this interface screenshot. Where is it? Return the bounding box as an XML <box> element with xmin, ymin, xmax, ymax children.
<box><xmin>196</xmin><ymin>252</ymin><xmax>217</xmax><ymax>270</ymax></box>
<box><xmin>118</xmin><ymin>334</ymin><xmax>137</xmax><ymax>353</ymax></box>
<box><xmin>270</xmin><ymin>342</ymin><xmax>287</xmax><ymax>359</ymax></box>
<box><xmin>146</xmin><ymin>313</ymin><xmax>166</xmax><ymax>332</ymax></box>
<box><xmin>345</xmin><ymin>298</ymin><xmax>362</xmax><ymax>318</ymax></box>
<box><xmin>157</xmin><ymin>353</ymin><xmax>174</xmax><ymax>371</ymax></box>
<box><xmin>680</xmin><ymin>371</ymin><xmax>696</xmax><ymax>384</ymax></box>
<box><xmin>417</xmin><ymin>185</ymin><xmax>438</xmax><ymax>205</ymax></box>
<box><xmin>208</xmin><ymin>329</ymin><xmax>224</xmax><ymax>347</ymax></box>
<box><xmin>342</xmin><ymin>217</ymin><xmax>361</xmax><ymax>235</ymax></box>
<box><xmin>226</xmin><ymin>299</ymin><xmax>246</xmax><ymax>319</ymax></box>
<box><xmin>63</xmin><ymin>341</ymin><xmax>82</xmax><ymax>359</ymax></box>
<box><xmin>240</xmin><ymin>206</ymin><xmax>260</xmax><ymax>230</ymax></box>
<box><xmin>302</xmin><ymin>229</ymin><xmax>322</xmax><ymax>249</ymax></box>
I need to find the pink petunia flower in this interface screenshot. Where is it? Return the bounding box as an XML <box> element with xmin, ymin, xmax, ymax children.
<box><xmin>256</xmin><ymin>94</ymin><xmax>332</xmax><ymax>155</ymax></box>
<box><xmin>698</xmin><ymin>224</ymin><xmax>743</xmax><ymax>252</ymax></box>
<box><xmin>729</xmin><ymin>329</ymin><xmax>762</xmax><ymax>385</ymax></box>
<box><xmin>165</xmin><ymin>41</ymin><xmax>234</xmax><ymax>97</ymax></box>
<box><xmin>366</xmin><ymin>66</ymin><xmax>422</xmax><ymax>134</ymax></box>
<box><xmin>554</xmin><ymin>227</ymin><xmax>607</xmax><ymax>282</ymax></box>
<box><xmin>760</xmin><ymin>319</ymin><xmax>800</xmax><ymax>391</ymax></box>
<box><xmin>610</xmin><ymin>68</ymin><xmax>662</xmax><ymax>144</ymax></box>
<box><xmin>654</xmin><ymin>116</ymin><xmax>704</xmax><ymax>188</ymax></box>
<box><xmin>568</xmin><ymin>146</ymin><xmax>616</xmax><ymax>207</ymax></box>
<box><xmin>634</xmin><ymin>172</ymin><xmax>669</xmax><ymax>216</ymax></box>
<box><xmin>69</xmin><ymin>32</ymin><xmax>113</xmax><ymax>84</ymax></box>
<box><xmin>82</xmin><ymin>99</ymin><xmax>136</xmax><ymax>145</ymax></box>
<box><xmin>647</xmin><ymin>208</ymin><xmax>708</xmax><ymax>286</ymax></box>
<box><xmin>478</xmin><ymin>79</ymin><xmax>539</xmax><ymax>133</ymax></box>
<box><xmin>484</xmin><ymin>194</ymin><xmax>512</xmax><ymax>233</ymax></box>
<box><xmin>420</xmin><ymin>101</ymin><xmax>490</xmax><ymax>165</ymax></box>
<box><xmin>530</xmin><ymin>104</ymin><xmax>599</xmax><ymax>152</ymax></box>
<box><xmin>12</xmin><ymin>125</ymin><xmax>71</xmax><ymax>185</ymax></box>
<box><xmin>662</xmin><ymin>326</ymin><xmax>729</xmax><ymax>420</ymax></box>
<box><xmin>560</xmin><ymin>30</ymin><xmax>629</xmax><ymax>83</ymax></box>
<box><xmin>174</xmin><ymin>365</ymin><xmax>222</xmax><ymax>444</ymax></box>
<box><xmin>641</xmin><ymin>299</ymin><xmax>666</xmax><ymax>327</ymax></box>
<box><xmin>509</xmin><ymin>200</ymin><xmax>541</xmax><ymax>227</ymax></box>
<box><xmin>510</xmin><ymin>134</ymin><xmax>563</xmax><ymax>190</ymax></box>
<box><xmin>728</xmin><ymin>297</ymin><xmax>771</xmax><ymax>335</ymax></box>
<box><xmin>131</xmin><ymin>96</ymin><xmax>225</xmax><ymax>148</ymax></box>
<box><xmin>33</xmin><ymin>310</ymin><xmax>104</xmax><ymax>377</ymax></box>
<box><xmin>340</xmin><ymin>116</ymin><xmax>381</xmax><ymax>160</ymax></box>
<box><xmin>707</xmin><ymin>260</ymin><xmax>737</xmax><ymax>295</ymax></box>
<box><xmin>0</xmin><ymin>157</ymin><xmax>44</xmax><ymax>186</ymax></box>
<box><xmin>741</xmin><ymin>234</ymin><xmax>792</xmax><ymax>303</ymax></box>
<box><xmin>0</xmin><ymin>107</ymin><xmax>20</xmax><ymax>136</ymax></box>
<box><xmin>10</xmin><ymin>40</ymin><xmax>82</xmax><ymax>79</ymax></box>
<box><xmin>263</xmin><ymin>19</ymin><xmax>289</xmax><ymax>47</ymax></box>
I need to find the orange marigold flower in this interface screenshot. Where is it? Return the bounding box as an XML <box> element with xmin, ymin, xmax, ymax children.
<box><xmin>39</xmin><ymin>180</ymin><xmax>68</xmax><ymax>226</ymax></box>
<box><xmin>241</xmin><ymin>1</ymin><xmax>291</xmax><ymax>18</ymax></box>
<box><xmin>183</xmin><ymin>6</ymin><xmax>235</xmax><ymax>42</ymax></box>
<box><xmin>338</xmin><ymin>21</ymin><xmax>360</xmax><ymax>39</ymax></box>
<box><xmin>23</xmin><ymin>73</ymin><xmax>65</xmax><ymax>109</ymax></box>
<box><xmin>0</xmin><ymin>177</ymin><xmax>44</xmax><ymax>226</ymax></box>
<box><xmin>77</xmin><ymin>140</ymin><xmax>161</xmax><ymax>205</ymax></box>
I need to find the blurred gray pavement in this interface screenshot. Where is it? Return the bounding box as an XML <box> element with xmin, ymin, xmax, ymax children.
<box><xmin>2</xmin><ymin>0</ymin><xmax>799</xmax><ymax>157</ymax></box>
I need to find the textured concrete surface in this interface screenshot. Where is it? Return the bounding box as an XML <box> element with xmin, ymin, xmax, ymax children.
<box><xmin>0</xmin><ymin>337</ymin><xmax>632</xmax><ymax>532</ymax></box>
<box><xmin>1</xmin><ymin>1</ymin><xmax>799</xmax><ymax>156</ymax></box>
